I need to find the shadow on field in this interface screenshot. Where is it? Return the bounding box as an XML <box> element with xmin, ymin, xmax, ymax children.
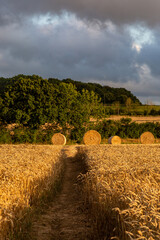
<box><xmin>31</xmin><ymin>146</ymin><xmax>94</xmax><ymax>240</ymax></box>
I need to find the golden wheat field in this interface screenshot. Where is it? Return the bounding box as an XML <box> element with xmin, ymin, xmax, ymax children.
<box><xmin>0</xmin><ymin>145</ymin><xmax>64</xmax><ymax>239</ymax></box>
<box><xmin>80</xmin><ymin>145</ymin><xmax>160</xmax><ymax>240</ymax></box>
<box><xmin>1</xmin><ymin>144</ymin><xmax>160</xmax><ymax>240</ymax></box>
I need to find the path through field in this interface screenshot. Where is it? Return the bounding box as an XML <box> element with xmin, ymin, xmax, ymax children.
<box><xmin>32</xmin><ymin>146</ymin><xmax>93</xmax><ymax>240</ymax></box>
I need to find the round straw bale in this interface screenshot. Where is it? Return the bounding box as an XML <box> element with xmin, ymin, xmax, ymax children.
<box><xmin>51</xmin><ymin>133</ymin><xmax>66</xmax><ymax>145</ymax></box>
<box><xmin>140</xmin><ymin>132</ymin><xmax>155</xmax><ymax>144</ymax></box>
<box><xmin>108</xmin><ymin>136</ymin><xmax>122</xmax><ymax>144</ymax></box>
<box><xmin>83</xmin><ymin>130</ymin><xmax>101</xmax><ymax>145</ymax></box>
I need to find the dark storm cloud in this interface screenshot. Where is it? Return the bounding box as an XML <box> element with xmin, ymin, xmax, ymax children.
<box><xmin>1</xmin><ymin>0</ymin><xmax>160</xmax><ymax>104</ymax></box>
<box><xmin>3</xmin><ymin>0</ymin><xmax>160</xmax><ymax>26</ymax></box>
<box><xmin>0</xmin><ymin>17</ymin><xmax>138</xmax><ymax>81</ymax></box>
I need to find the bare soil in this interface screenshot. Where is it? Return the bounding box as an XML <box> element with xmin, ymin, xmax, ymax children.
<box><xmin>31</xmin><ymin>146</ymin><xmax>93</xmax><ymax>240</ymax></box>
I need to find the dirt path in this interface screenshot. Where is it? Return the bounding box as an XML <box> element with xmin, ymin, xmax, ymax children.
<box><xmin>31</xmin><ymin>146</ymin><xmax>93</xmax><ymax>240</ymax></box>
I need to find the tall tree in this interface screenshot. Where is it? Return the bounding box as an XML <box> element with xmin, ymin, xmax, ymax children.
<box><xmin>0</xmin><ymin>77</ymin><xmax>58</xmax><ymax>128</ymax></box>
<box><xmin>56</xmin><ymin>83</ymin><xmax>90</xmax><ymax>130</ymax></box>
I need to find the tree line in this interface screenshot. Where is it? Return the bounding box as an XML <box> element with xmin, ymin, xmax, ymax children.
<box><xmin>0</xmin><ymin>74</ymin><xmax>142</xmax><ymax>129</ymax></box>
<box><xmin>48</xmin><ymin>77</ymin><xmax>141</xmax><ymax>105</ymax></box>
<box><xmin>0</xmin><ymin>75</ymin><xmax>103</xmax><ymax>130</ymax></box>
<box><xmin>0</xmin><ymin>74</ymin><xmax>159</xmax><ymax>143</ymax></box>
<box><xmin>0</xmin><ymin>74</ymin><xmax>141</xmax><ymax>105</ymax></box>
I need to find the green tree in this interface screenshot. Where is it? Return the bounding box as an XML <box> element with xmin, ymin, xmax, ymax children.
<box><xmin>113</xmin><ymin>101</ymin><xmax>120</xmax><ymax>115</ymax></box>
<box><xmin>81</xmin><ymin>89</ymin><xmax>104</xmax><ymax>119</ymax></box>
<box><xmin>56</xmin><ymin>83</ymin><xmax>90</xmax><ymax>130</ymax></box>
<box><xmin>1</xmin><ymin>77</ymin><xmax>58</xmax><ymax>128</ymax></box>
<box><xmin>125</xmin><ymin>97</ymin><xmax>132</xmax><ymax>114</ymax></box>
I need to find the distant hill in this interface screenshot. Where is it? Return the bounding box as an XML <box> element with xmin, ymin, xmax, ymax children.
<box><xmin>0</xmin><ymin>75</ymin><xmax>141</xmax><ymax>105</ymax></box>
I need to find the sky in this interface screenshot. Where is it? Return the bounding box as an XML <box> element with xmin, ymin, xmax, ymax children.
<box><xmin>0</xmin><ymin>1</ymin><xmax>160</xmax><ymax>104</ymax></box>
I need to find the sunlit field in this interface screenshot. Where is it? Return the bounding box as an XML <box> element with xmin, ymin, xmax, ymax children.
<box><xmin>80</xmin><ymin>145</ymin><xmax>160</xmax><ymax>240</ymax></box>
<box><xmin>0</xmin><ymin>145</ymin><xmax>64</xmax><ymax>239</ymax></box>
<box><xmin>1</xmin><ymin>144</ymin><xmax>160</xmax><ymax>239</ymax></box>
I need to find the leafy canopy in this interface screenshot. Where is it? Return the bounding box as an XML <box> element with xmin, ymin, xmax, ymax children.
<box><xmin>0</xmin><ymin>77</ymin><xmax>58</xmax><ymax>128</ymax></box>
<box><xmin>0</xmin><ymin>76</ymin><xmax>103</xmax><ymax>129</ymax></box>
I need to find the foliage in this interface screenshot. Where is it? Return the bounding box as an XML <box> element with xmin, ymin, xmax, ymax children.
<box><xmin>1</xmin><ymin>75</ymin><xmax>141</xmax><ymax>106</ymax></box>
<box><xmin>39</xmin><ymin>76</ymin><xmax>141</xmax><ymax>105</ymax></box>
<box><xmin>0</xmin><ymin>119</ymin><xmax>160</xmax><ymax>144</ymax></box>
<box><xmin>70</xmin><ymin>127</ymin><xmax>86</xmax><ymax>143</ymax></box>
<box><xmin>0</xmin><ymin>127</ymin><xmax>55</xmax><ymax>144</ymax></box>
<box><xmin>0</xmin><ymin>75</ymin><xmax>104</xmax><ymax>130</ymax></box>
<box><xmin>0</xmin><ymin>76</ymin><xmax>58</xmax><ymax>128</ymax></box>
<box><xmin>120</xmin><ymin>117</ymin><xmax>132</xmax><ymax>125</ymax></box>
<box><xmin>105</xmin><ymin>104</ymin><xmax>160</xmax><ymax>116</ymax></box>
<box><xmin>0</xmin><ymin>75</ymin><xmax>104</xmax><ymax>132</ymax></box>
<box><xmin>0</xmin><ymin>74</ymin><xmax>160</xmax><ymax>139</ymax></box>
<box><xmin>93</xmin><ymin>119</ymin><xmax>160</xmax><ymax>139</ymax></box>
<box><xmin>56</xmin><ymin>83</ymin><xmax>90</xmax><ymax>131</ymax></box>
<box><xmin>60</xmin><ymin>78</ymin><xmax>141</xmax><ymax>105</ymax></box>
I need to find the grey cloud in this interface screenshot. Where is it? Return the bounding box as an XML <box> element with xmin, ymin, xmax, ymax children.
<box><xmin>137</xmin><ymin>35</ymin><xmax>160</xmax><ymax>77</ymax></box>
<box><xmin>1</xmin><ymin>1</ymin><xmax>160</xmax><ymax>104</ymax></box>
<box><xmin>0</xmin><ymin>18</ymin><xmax>138</xmax><ymax>82</ymax></box>
<box><xmin>138</xmin><ymin>96</ymin><xmax>160</xmax><ymax>105</ymax></box>
<box><xmin>0</xmin><ymin>2</ymin><xmax>20</xmax><ymax>26</ymax></box>
<box><xmin>3</xmin><ymin>0</ymin><xmax>160</xmax><ymax>26</ymax></box>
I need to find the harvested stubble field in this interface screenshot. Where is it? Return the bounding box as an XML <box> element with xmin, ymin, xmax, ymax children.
<box><xmin>90</xmin><ymin>115</ymin><xmax>160</xmax><ymax>124</ymax></box>
<box><xmin>80</xmin><ymin>144</ymin><xmax>160</xmax><ymax>240</ymax></box>
<box><xmin>0</xmin><ymin>145</ymin><xmax>64</xmax><ymax>239</ymax></box>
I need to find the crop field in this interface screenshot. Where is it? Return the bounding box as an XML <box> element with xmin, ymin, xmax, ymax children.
<box><xmin>1</xmin><ymin>144</ymin><xmax>160</xmax><ymax>239</ymax></box>
<box><xmin>80</xmin><ymin>145</ymin><xmax>160</xmax><ymax>240</ymax></box>
<box><xmin>0</xmin><ymin>145</ymin><xmax>64</xmax><ymax>239</ymax></box>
